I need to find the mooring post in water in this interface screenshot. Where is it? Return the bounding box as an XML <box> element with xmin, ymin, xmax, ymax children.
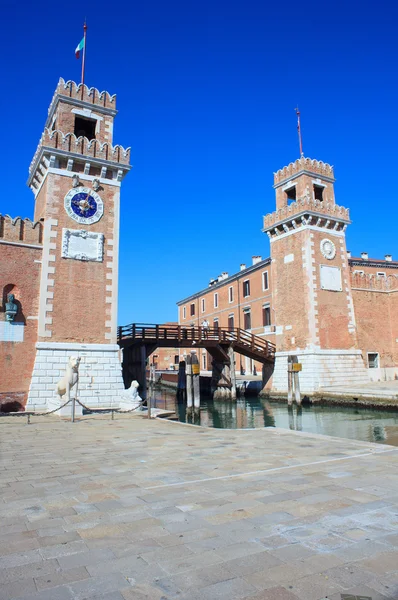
<box><xmin>291</xmin><ymin>354</ymin><xmax>302</xmax><ymax>406</ymax></box>
<box><xmin>287</xmin><ymin>355</ymin><xmax>293</xmax><ymax>406</ymax></box>
<box><xmin>186</xmin><ymin>353</ymin><xmax>193</xmax><ymax>408</ymax></box>
<box><xmin>177</xmin><ymin>359</ymin><xmax>186</xmax><ymax>400</ymax></box>
<box><xmin>191</xmin><ymin>351</ymin><xmax>200</xmax><ymax>409</ymax></box>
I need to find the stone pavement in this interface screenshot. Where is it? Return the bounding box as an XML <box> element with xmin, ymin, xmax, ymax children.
<box><xmin>1</xmin><ymin>414</ymin><xmax>398</xmax><ymax>600</ymax></box>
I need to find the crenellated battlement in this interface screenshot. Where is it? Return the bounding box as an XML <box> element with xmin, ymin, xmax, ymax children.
<box><xmin>351</xmin><ymin>272</ymin><xmax>398</xmax><ymax>292</ymax></box>
<box><xmin>274</xmin><ymin>157</ymin><xmax>334</xmax><ymax>186</ymax></box>
<box><xmin>51</xmin><ymin>77</ymin><xmax>117</xmax><ymax>111</ymax></box>
<box><xmin>0</xmin><ymin>215</ymin><xmax>43</xmax><ymax>245</ymax></box>
<box><xmin>29</xmin><ymin>129</ymin><xmax>131</xmax><ymax>174</ymax></box>
<box><xmin>263</xmin><ymin>196</ymin><xmax>349</xmax><ymax>231</ymax></box>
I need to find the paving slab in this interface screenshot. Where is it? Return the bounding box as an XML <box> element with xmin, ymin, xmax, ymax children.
<box><xmin>0</xmin><ymin>414</ymin><xmax>398</xmax><ymax>599</ymax></box>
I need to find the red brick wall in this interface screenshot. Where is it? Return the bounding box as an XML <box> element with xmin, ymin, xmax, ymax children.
<box><xmin>39</xmin><ymin>173</ymin><xmax>117</xmax><ymax>344</ymax></box>
<box><xmin>0</xmin><ymin>243</ymin><xmax>41</xmax><ymax>400</ymax></box>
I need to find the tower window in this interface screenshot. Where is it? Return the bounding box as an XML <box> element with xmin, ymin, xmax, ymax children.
<box><xmin>313</xmin><ymin>184</ymin><xmax>324</xmax><ymax>202</ymax></box>
<box><xmin>74</xmin><ymin>116</ymin><xmax>96</xmax><ymax>140</ymax></box>
<box><xmin>285</xmin><ymin>186</ymin><xmax>296</xmax><ymax>203</ymax></box>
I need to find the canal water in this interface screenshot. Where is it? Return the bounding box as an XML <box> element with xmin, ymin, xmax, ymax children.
<box><xmin>149</xmin><ymin>387</ymin><xmax>398</xmax><ymax>446</ymax></box>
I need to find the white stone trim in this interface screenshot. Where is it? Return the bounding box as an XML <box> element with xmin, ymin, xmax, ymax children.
<box><xmin>32</xmin><ymin>168</ymin><xmax>121</xmax><ymax>197</ymax></box>
<box><xmin>0</xmin><ymin>240</ymin><xmax>43</xmax><ymax>249</ymax></box>
<box><xmin>269</xmin><ymin>225</ymin><xmax>346</xmax><ymax>243</ymax></box>
<box><xmin>38</xmin><ymin>219</ymin><xmax>58</xmax><ymax>338</ymax></box>
<box><xmin>108</xmin><ymin>190</ymin><xmax>120</xmax><ymax>343</ymax></box>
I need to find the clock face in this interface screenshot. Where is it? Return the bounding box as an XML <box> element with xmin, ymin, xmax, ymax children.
<box><xmin>64</xmin><ymin>187</ymin><xmax>104</xmax><ymax>225</ymax></box>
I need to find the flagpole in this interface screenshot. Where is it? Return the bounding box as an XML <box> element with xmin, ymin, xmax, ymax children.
<box><xmin>81</xmin><ymin>21</ymin><xmax>87</xmax><ymax>87</ymax></box>
<box><xmin>295</xmin><ymin>106</ymin><xmax>303</xmax><ymax>157</ymax></box>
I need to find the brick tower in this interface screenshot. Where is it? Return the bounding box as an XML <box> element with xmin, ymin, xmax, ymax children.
<box><xmin>263</xmin><ymin>157</ymin><xmax>368</xmax><ymax>392</ymax></box>
<box><xmin>26</xmin><ymin>78</ymin><xmax>131</xmax><ymax>412</ymax></box>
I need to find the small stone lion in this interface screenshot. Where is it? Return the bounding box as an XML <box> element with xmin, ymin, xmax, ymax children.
<box><xmin>56</xmin><ymin>356</ymin><xmax>81</xmax><ymax>401</ymax></box>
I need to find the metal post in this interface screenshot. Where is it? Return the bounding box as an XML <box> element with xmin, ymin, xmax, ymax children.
<box><xmin>147</xmin><ymin>392</ymin><xmax>151</xmax><ymax>419</ymax></box>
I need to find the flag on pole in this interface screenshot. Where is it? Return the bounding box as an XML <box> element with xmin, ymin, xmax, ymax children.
<box><xmin>75</xmin><ymin>37</ymin><xmax>85</xmax><ymax>59</ymax></box>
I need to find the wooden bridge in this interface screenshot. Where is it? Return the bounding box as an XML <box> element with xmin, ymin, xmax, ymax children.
<box><xmin>117</xmin><ymin>323</ymin><xmax>275</xmax><ymax>397</ymax></box>
<box><xmin>117</xmin><ymin>323</ymin><xmax>276</xmax><ymax>364</ymax></box>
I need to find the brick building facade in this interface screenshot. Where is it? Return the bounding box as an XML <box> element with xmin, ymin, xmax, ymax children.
<box><xmin>177</xmin><ymin>157</ymin><xmax>398</xmax><ymax>392</ymax></box>
<box><xmin>0</xmin><ymin>78</ymin><xmax>130</xmax><ymax>411</ymax></box>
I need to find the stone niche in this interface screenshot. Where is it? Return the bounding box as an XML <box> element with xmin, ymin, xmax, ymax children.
<box><xmin>62</xmin><ymin>228</ymin><xmax>104</xmax><ymax>262</ymax></box>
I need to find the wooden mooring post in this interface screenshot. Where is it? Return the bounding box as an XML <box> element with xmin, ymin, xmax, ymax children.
<box><xmin>287</xmin><ymin>355</ymin><xmax>302</xmax><ymax>406</ymax></box>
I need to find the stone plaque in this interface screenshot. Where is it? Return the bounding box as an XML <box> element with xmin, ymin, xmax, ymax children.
<box><xmin>62</xmin><ymin>228</ymin><xmax>104</xmax><ymax>262</ymax></box>
<box><xmin>320</xmin><ymin>265</ymin><xmax>342</xmax><ymax>291</ymax></box>
<box><xmin>0</xmin><ymin>322</ymin><xmax>24</xmax><ymax>342</ymax></box>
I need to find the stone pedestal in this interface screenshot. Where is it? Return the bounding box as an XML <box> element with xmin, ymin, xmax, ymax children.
<box><xmin>271</xmin><ymin>349</ymin><xmax>368</xmax><ymax>394</ymax></box>
<box><xmin>26</xmin><ymin>342</ymin><xmax>124</xmax><ymax>412</ymax></box>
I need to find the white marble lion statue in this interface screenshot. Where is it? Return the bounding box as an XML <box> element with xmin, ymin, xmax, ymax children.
<box><xmin>56</xmin><ymin>356</ymin><xmax>81</xmax><ymax>402</ymax></box>
<box><xmin>119</xmin><ymin>380</ymin><xmax>142</xmax><ymax>410</ymax></box>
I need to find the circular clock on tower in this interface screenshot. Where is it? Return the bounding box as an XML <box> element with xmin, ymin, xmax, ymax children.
<box><xmin>64</xmin><ymin>186</ymin><xmax>104</xmax><ymax>225</ymax></box>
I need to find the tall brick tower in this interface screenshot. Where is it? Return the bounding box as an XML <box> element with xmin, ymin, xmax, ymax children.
<box><xmin>26</xmin><ymin>78</ymin><xmax>131</xmax><ymax>411</ymax></box>
<box><xmin>263</xmin><ymin>157</ymin><xmax>368</xmax><ymax>392</ymax></box>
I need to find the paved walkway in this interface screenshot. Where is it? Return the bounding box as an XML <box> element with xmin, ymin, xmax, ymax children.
<box><xmin>1</xmin><ymin>414</ymin><xmax>398</xmax><ymax>600</ymax></box>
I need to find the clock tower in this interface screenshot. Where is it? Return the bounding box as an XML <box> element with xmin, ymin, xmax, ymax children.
<box><xmin>26</xmin><ymin>78</ymin><xmax>131</xmax><ymax>412</ymax></box>
<box><xmin>263</xmin><ymin>157</ymin><xmax>368</xmax><ymax>392</ymax></box>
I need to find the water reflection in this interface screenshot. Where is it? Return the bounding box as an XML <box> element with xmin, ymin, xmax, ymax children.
<box><xmin>148</xmin><ymin>386</ymin><xmax>398</xmax><ymax>446</ymax></box>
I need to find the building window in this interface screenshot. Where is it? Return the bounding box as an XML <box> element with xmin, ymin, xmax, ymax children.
<box><xmin>285</xmin><ymin>185</ymin><xmax>296</xmax><ymax>202</ymax></box>
<box><xmin>368</xmin><ymin>352</ymin><xmax>379</xmax><ymax>368</ymax></box>
<box><xmin>213</xmin><ymin>318</ymin><xmax>219</xmax><ymax>331</ymax></box>
<box><xmin>313</xmin><ymin>184</ymin><xmax>324</xmax><ymax>201</ymax></box>
<box><xmin>377</xmin><ymin>272</ymin><xmax>386</xmax><ymax>277</ymax></box>
<box><xmin>182</xmin><ymin>306</ymin><xmax>186</xmax><ymax>319</ymax></box>
<box><xmin>354</xmin><ymin>270</ymin><xmax>365</xmax><ymax>275</ymax></box>
<box><xmin>243</xmin><ymin>310</ymin><xmax>251</xmax><ymax>330</ymax></box>
<box><xmin>74</xmin><ymin>116</ymin><xmax>96</xmax><ymax>140</ymax></box>
<box><xmin>262</xmin><ymin>271</ymin><xmax>269</xmax><ymax>291</ymax></box>
<box><xmin>214</xmin><ymin>293</ymin><xmax>218</xmax><ymax>308</ymax></box>
<box><xmin>201</xmin><ymin>298</ymin><xmax>205</xmax><ymax>312</ymax></box>
<box><xmin>262</xmin><ymin>304</ymin><xmax>271</xmax><ymax>327</ymax></box>
<box><xmin>228</xmin><ymin>286</ymin><xmax>234</xmax><ymax>303</ymax></box>
<box><xmin>190</xmin><ymin>303</ymin><xmax>195</xmax><ymax>316</ymax></box>
<box><xmin>228</xmin><ymin>314</ymin><xmax>234</xmax><ymax>330</ymax></box>
<box><xmin>174</xmin><ymin>355</ymin><xmax>179</xmax><ymax>365</ymax></box>
<box><xmin>243</xmin><ymin>280</ymin><xmax>250</xmax><ymax>298</ymax></box>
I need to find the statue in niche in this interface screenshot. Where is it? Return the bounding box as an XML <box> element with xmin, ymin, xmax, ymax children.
<box><xmin>56</xmin><ymin>356</ymin><xmax>81</xmax><ymax>402</ymax></box>
<box><xmin>5</xmin><ymin>293</ymin><xmax>18</xmax><ymax>322</ymax></box>
<box><xmin>72</xmin><ymin>173</ymin><xmax>80</xmax><ymax>188</ymax></box>
<box><xmin>92</xmin><ymin>178</ymin><xmax>100</xmax><ymax>191</ymax></box>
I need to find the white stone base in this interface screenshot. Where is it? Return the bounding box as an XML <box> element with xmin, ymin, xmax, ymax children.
<box><xmin>272</xmin><ymin>349</ymin><xmax>368</xmax><ymax>394</ymax></box>
<box><xmin>47</xmin><ymin>396</ymin><xmax>83</xmax><ymax>418</ymax></box>
<box><xmin>26</xmin><ymin>342</ymin><xmax>125</xmax><ymax>413</ymax></box>
<box><xmin>367</xmin><ymin>367</ymin><xmax>398</xmax><ymax>383</ymax></box>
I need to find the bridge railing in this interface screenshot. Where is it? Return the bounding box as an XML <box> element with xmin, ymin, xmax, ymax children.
<box><xmin>117</xmin><ymin>323</ymin><xmax>276</xmax><ymax>359</ymax></box>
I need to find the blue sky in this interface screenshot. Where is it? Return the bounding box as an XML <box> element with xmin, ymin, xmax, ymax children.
<box><xmin>1</xmin><ymin>0</ymin><xmax>397</xmax><ymax>325</ymax></box>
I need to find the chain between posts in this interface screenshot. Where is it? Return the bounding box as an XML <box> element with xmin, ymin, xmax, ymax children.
<box><xmin>0</xmin><ymin>397</ymin><xmax>147</xmax><ymax>424</ymax></box>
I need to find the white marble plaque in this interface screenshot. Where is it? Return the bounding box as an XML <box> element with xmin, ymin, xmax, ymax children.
<box><xmin>62</xmin><ymin>229</ymin><xmax>104</xmax><ymax>262</ymax></box>
<box><xmin>0</xmin><ymin>322</ymin><xmax>24</xmax><ymax>342</ymax></box>
<box><xmin>320</xmin><ymin>265</ymin><xmax>342</xmax><ymax>291</ymax></box>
